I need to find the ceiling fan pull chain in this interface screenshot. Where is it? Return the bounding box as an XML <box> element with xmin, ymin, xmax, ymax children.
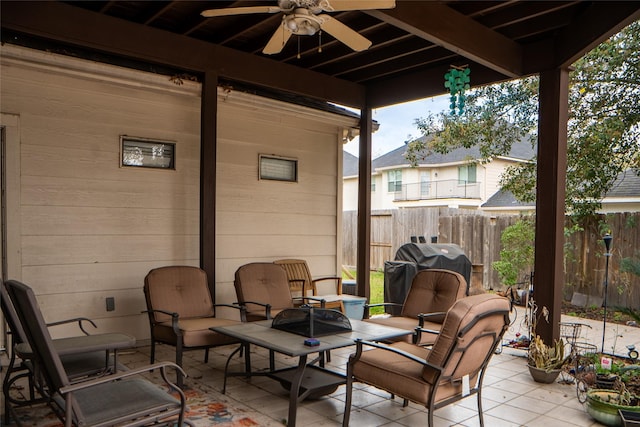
<box><xmin>297</xmin><ymin>36</ymin><xmax>301</xmax><ymax>59</ymax></box>
<box><xmin>318</xmin><ymin>30</ymin><xmax>322</xmax><ymax>53</ymax></box>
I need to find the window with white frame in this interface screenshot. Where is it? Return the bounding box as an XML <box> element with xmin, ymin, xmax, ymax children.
<box><xmin>387</xmin><ymin>169</ymin><xmax>402</xmax><ymax>192</ymax></box>
<box><xmin>458</xmin><ymin>164</ymin><xmax>477</xmax><ymax>184</ymax></box>
<box><xmin>420</xmin><ymin>171</ymin><xmax>431</xmax><ymax>196</ymax></box>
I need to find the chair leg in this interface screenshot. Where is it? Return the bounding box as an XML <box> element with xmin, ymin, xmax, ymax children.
<box><xmin>176</xmin><ymin>341</ymin><xmax>184</xmax><ymax>389</ymax></box>
<box><xmin>342</xmin><ymin>362</ymin><xmax>354</xmax><ymax>427</ymax></box>
<box><xmin>204</xmin><ymin>348</ymin><xmax>209</xmax><ymax>363</ymax></box>
<box><xmin>150</xmin><ymin>339</ymin><xmax>156</xmax><ymax>364</ymax></box>
<box><xmin>478</xmin><ymin>386</ymin><xmax>484</xmax><ymax>426</ymax></box>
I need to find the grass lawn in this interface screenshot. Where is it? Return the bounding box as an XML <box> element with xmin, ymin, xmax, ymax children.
<box><xmin>342</xmin><ymin>269</ymin><xmax>386</xmax><ymax>316</ymax></box>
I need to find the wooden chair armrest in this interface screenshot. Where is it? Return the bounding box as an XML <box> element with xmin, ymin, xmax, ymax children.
<box><xmin>47</xmin><ymin>317</ymin><xmax>98</xmax><ymax>336</ymax></box>
<box><xmin>312</xmin><ymin>276</ymin><xmax>343</xmax><ymax>294</ymax></box>
<box><xmin>300</xmin><ymin>296</ymin><xmax>326</xmax><ymax>308</ymax></box>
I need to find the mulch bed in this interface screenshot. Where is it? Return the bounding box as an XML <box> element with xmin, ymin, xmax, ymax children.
<box><xmin>562</xmin><ymin>301</ymin><xmax>637</xmax><ymax>326</ymax></box>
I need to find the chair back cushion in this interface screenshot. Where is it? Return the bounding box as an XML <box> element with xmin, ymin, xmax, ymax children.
<box><xmin>423</xmin><ymin>294</ymin><xmax>509</xmax><ymax>384</ymax></box>
<box><xmin>234</xmin><ymin>263</ymin><xmax>294</xmax><ymax>314</ymax></box>
<box><xmin>401</xmin><ymin>269</ymin><xmax>467</xmax><ymax>323</ymax></box>
<box><xmin>274</xmin><ymin>259</ymin><xmax>314</xmax><ymax>297</ymax></box>
<box><xmin>144</xmin><ymin>266</ymin><xmax>214</xmax><ymax>323</ymax></box>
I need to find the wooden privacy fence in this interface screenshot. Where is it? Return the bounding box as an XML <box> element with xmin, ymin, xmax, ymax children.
<box><xmin>342</xmin><ymin>208</ymin><xmax>640</xmax><ymax>308</ymax></box>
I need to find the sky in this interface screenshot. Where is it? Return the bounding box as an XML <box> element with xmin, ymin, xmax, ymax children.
<box><xmin>343</xmin><ymin>94</ymin><xmax>450</xmax><ymax>159</ymax></box>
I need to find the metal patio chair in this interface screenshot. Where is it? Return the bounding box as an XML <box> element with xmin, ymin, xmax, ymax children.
<box><xmin>6</xmin><ymin>279</ymin><xmax>191</xmax><ymax>427</ymax></box>
<box><xmin>343</xmin><ymin>293</ymin><xmax>510</xmax><ymax>427</ymax></box>
<box><xmin>364</xmin><ymin>268</ymin><xmax>467</xmax><ymax>345</ymax></box>
<box><xmin>143</xmin><ymin>265</ymin><xmax>247</xmax><ymax>388</ymax></box>
<box><xmin>1</xmin><ymin>281</ymin><xmax>135</xmax><ymax>424</ymax></box>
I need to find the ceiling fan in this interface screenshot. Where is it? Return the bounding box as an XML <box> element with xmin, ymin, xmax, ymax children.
<box><xmin>201</xmin><ymin>0</ymin><xmax>396</xmax><ymax>55</ymax></box>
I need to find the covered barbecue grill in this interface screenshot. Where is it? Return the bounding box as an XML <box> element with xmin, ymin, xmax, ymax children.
<box><xmin>383</xmin><ymin>243</ymin><xmax>472</xmax><ymax>314</ymax></box>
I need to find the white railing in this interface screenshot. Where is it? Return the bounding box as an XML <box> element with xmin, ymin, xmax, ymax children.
<box><xmin>394</xmin><ymin>179</ymin><xmax>481</xmax><ymax>201</ymax></box>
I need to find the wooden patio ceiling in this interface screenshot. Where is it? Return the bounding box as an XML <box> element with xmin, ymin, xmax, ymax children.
<box><xmin>2</xmin><ymin>1</ymin><xmax>639</xmax><ymax>109</ymax></box>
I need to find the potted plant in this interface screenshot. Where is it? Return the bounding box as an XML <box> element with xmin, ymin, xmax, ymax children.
<box><xmin>586</xmin><ymin>387</ymin><xmax>640</xmax><ymax>427</ymax></box>
<box><xmin>527</xmin><ymin>334</ymin><xmax>567</xmax><ymax>383</ymax></box>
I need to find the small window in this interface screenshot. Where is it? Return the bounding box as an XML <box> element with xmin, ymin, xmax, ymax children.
<box><xmin>121</xmin><ymin>136</ymin><xmax>175</xmax><ymax>169</ymax></box>
<box><xmin>387</xmin><ymin>169</ymin><xmax>402</xmax><ymax>192</ymax></box>
<box><xmin>420</xmin><ymin>171</ymin><xmax>431</xmax><ymax>196</ymax></box>
<box><xmin>458</xmin><ymin>164</ymin><xmax>477</xmax><ymax>184</ymax></box>
<box><xmin>259</xmin><ymin>154</ymin><xmax>298</xmax><ymax>182</ymax></box>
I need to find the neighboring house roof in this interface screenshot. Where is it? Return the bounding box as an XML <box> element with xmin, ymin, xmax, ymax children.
<box><xmin>482</xmin><ymin>169</ymin><xmax>640</xmax><ymax>209</ymax></box>
<box><xmin>372</xmin><ymin>136</ymin><xmax>536</xmax><ymax>170</ymax></box>
<box><xmin>608</xmin><ymin>169</ymin><xmax>640</xmax><ymax>197</ymax></box>
<box><xmin>343</xmin><ymin>151</ymin><xmax>359</xmax><ymax>177</ymax></box>
<box><xmin>343</xmin><ymin>135</ymin><xmax>536</xmax><ymax>178</ymax></box>
<box><xmin>481</xmin><ymin>190</ymin><xmax>535</xmax><ymax>209</ymax></box>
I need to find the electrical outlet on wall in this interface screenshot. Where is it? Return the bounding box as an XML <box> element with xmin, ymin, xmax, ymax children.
<box><xmin>106</xmin><ymin>297</ymin><xmax>115</xmax><ymax>312</ymax></box>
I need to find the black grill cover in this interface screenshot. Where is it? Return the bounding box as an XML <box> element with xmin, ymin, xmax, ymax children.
<box><xmin>383</xmin><ymin>261</ymin><xmax>418</xmax><ymax>315</ymax></box>
<box><xmin>394</xmin><ymin>243</ymin><xmax>471</xmax><ymax>294</ymax></box>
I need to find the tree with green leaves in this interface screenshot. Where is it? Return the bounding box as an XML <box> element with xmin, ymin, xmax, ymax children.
<box><xmin>492</xmin><ymin>217</ymin><xmax>535</xmax><ymax>286</ymax></box>
<box><xmin>406</xmin><ymin>21</ymin><xmax>640</xmax><ymax>220</ymax></box>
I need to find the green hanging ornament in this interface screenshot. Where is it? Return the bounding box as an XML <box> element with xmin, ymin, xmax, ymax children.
<box><xmin>444</xmin><ymin>66</ymin><xmax>471</xmax><ymax>115</ymax></box>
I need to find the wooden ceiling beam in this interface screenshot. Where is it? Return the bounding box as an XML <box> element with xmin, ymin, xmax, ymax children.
<box><xmin>366</xmin><ymin>63</ymin><xmax>509</xmax><ymax>108</ymax></box>
<box><xmin>367</xmin><ymin>2</ymin><xmax>523</xmax><ymax>78</ymax></box>
<box><xmin>522</xmin><ymin>2</ymin><xmax>640</xmax><ymax>74</ymax></box>
<box><xmin>552</xmin><ymin>2</ymin><xmax>640</xmax><ymax>68</ymax></box>
<box><xmin>0</xmin><ymin>1</ymin><xmax>366</xmax><ymax>108</ymax></box>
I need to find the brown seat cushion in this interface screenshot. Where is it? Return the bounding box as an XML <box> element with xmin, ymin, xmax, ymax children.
<box><xmin>154</xmin><ymin>317</ymin><xmax>240</xmax><ymax>347</ymax></box>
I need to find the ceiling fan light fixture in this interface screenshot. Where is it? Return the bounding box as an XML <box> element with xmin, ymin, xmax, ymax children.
<box><xmin>284</xmin><ymin>14</ymin><xmax>321</xmax><ymax>35</ymax></box>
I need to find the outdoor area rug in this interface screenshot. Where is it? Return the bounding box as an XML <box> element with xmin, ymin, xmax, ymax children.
<box><xmin>5</xmin><ymin>375</ymin><xmax>270</xmax><ymax>427</ymax></box>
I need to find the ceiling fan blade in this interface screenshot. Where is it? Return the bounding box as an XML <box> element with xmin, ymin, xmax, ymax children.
<box><xmin>201</xmin><ymin>6</ymin><xmax>282</xmax><ymax>18</ymax></box>
<box><xmin>320</xmin><ymin>0</ymin><xmax>395</xmax><ymax>12</ymax></box>
<box><xmin>319</xmin><ymin>15</ymin><xmax>372</xmax><ymax>51</ymax></box>
<box><xmin>263</xmin><ymin>24</ymin><xmax>293</xmax><ymax>55</ymax></box>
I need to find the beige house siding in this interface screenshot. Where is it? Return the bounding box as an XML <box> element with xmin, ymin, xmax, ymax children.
<box><xmin>1</xmin><ymin>45</ymin><xmax>354</xmax><ymax>340</ymax></box>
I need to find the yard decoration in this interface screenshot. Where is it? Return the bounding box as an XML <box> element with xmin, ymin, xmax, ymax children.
<box><xmin>444</xmin><ymin>65</ymin><xmax>470</xmax><ymax>115</ymax></box>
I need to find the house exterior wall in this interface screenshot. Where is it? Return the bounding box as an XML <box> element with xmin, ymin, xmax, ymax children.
<box><xmin>343</xmin><ymin>176</ymin><xmax>359</xmax><ymax>211</ymax></box>
<box><xmin>1</xmin><ymin>45</ymin><xmax>353</xmax><ymax>340</ymax></box>
<box><xmin>343</xmin><ymin>157</ymin><xmax>537</xmax><ymax>212</ymax></box>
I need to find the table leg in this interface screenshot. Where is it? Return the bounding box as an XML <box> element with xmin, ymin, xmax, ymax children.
<box><xmin>222</xmin><ymin>342</ymin><xmax>246</xmax><ymax>394</ymax></box>
<box><xmin>288</xmin><ymin>354</ymin><xmax>307</xmax><ymax>427</ymax></box>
